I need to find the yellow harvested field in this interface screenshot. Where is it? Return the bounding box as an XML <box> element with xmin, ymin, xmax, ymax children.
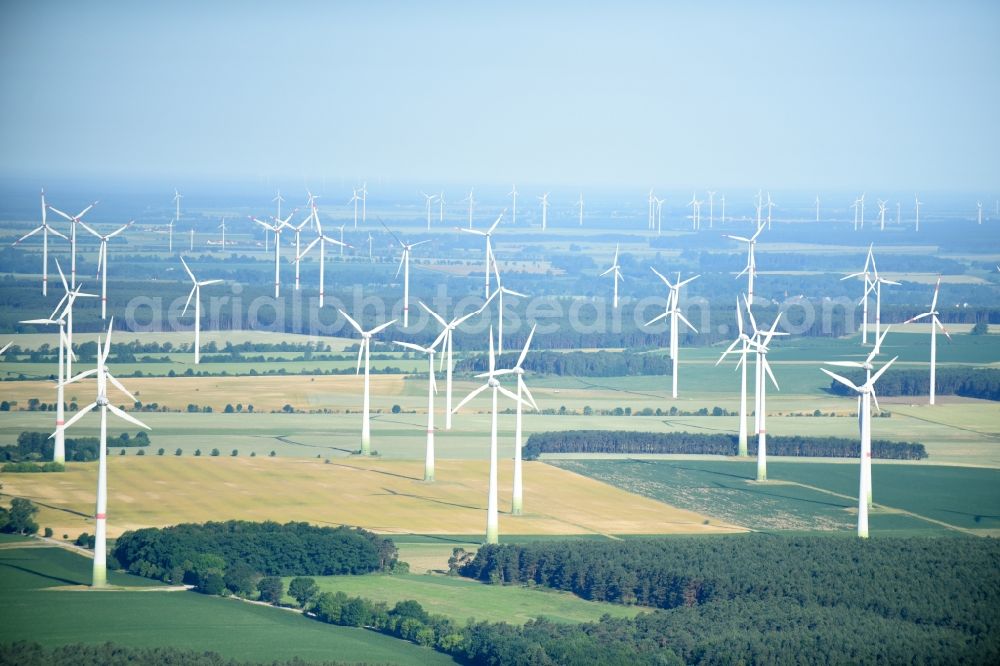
<box><xmin>1</xmin><ymin>374</ymin><xmax>408</xmax><ymax>413</ymax></box>
<box><xmin>0</xmin><ymin>457</ymin><xmax>742</xmax><ymax>539</ymax></box>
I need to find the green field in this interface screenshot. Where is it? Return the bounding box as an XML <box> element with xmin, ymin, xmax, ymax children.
<box><xmin>285</xmin><ymin>572</ymin><xmax>642</xmax><ymax>625</ymax></box>
<box><xmin>0</xmin><ymin>544</ymin><xmax>455</xmax><ymax>664</ymax></box>
<box><xmin>550</xmin><ymin>459</ymin><xmax>1000</xmax><ymax>534</ymax></box>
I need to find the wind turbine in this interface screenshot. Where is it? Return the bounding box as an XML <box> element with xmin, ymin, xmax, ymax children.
<box><xmin>851</xmin><ymin>198</ymin><xmax>859</xmax><ymax>231</ymax></box>
<box><xmin>896</xmin><ymin>202</ymin><xmax>901</xmax><ymax>226</ymax></box>
<box><xmin>287</xmin><ymin>213</ymin><xmax>314</xmax><ymax>291</ymax></box>
<box><xmin>687</xmin><ymin>192</ymin><xmax>698</xmax><ymax>230</ymax></box>
<box><xmin>180</xmin><ymin>257</ymin><xmax>222</xmax><ymax>364</ymax></box>
<box><xmin>865</xmin><ymin>251</ymin><xmax>900</xmax><ymax>355</ymax></box>
<box><xmin>914</xmin><ymin>195</ymin><xmax>922</xmax><ymax>232</ymax></box>
<box><xmin>12</xmin><ymin>189</ymin><xmax>68</xmax><ymax>296</ymax></box>
<box><xmin>600</xmin><ymin>244</ymin><xmax>624</xmax><ymax>308</ymax></box>
<box><xmin>367</xmin><ymin>233</ymin><xmax>374</xmax><ymax>262</ymax></box>
<box><xmin>360</xmin><ymin>182</ymin><xmax>368</xmax><ymax>224</ymax></box>
<box><xmin>815</xmin><ymin>195</ymin><xmax>820</xmax><ymax>222</ymax></box>
<box><xmin>251</xmin><ymin>210</ymin><xmax>294</xmax><ymax>298</ymax></box>
<box><xmin>654</xmin><ymin>196</ymin><xmax>665</xmax><ymax>235</ymax></box>
<box><xmin>508</xmin><ymin>185</ymin><xmax>517</xmax><ymax>225</ymax></box>
<box><xmin>56</xmin><ymin>319</ymin><xmax>150</xmax><ymax>586</ymax></box>
<box><xmin>754</xmin><ymin>190</ymin><xmax>763</xmax><ymax>229</ymax></box>
<box><xmin>463</xmin><ymin>188</ymin><xmax>475</xmax><ymax>229</ymax></box>
<box><xmin>824</xmin><ymin>326</ymin><xmax>891</xmax><ymax>510</ymax></box>
<box><xmin>842</xmin><ymin>246</ymin><xmax>875</xmax><ymax>344</ymax></box>
<box><xmin>382</xmin><ymin>221</ymin><xmax>430</xmax><ymax>328</ymax></box>
<box><xmin>858</xmin><ymin>193</ymin><xmax>866</xmax><ymax>229</ymax></box>
<box><xmin>707</xmin><ymin>191</ymin><xmax>716</xmax><ymax>228</ymax></box>
<box><xmin>171</xmin><ymin>189</ymin><xmax>182</xmax><ymax>252</ymax></box>
<box><xmin>299</xmin><ymin>207</ymin><xmax>349</xmax><ymax>308</ymax></box>
<box><xmin>766</xmin><ymin>193</ymin><xmax>775</xmax><ymax>230</ymax></box>
<box><xmin>744</xmin><ymin>304</ymin><xmax>785</xmax><ymax>481</ymax></box>
<box><xmin>461</xmin><ymin>211</ymin><xmax>504</xmax><ymax>299</ymax></box>
<box><xmin>218</xmin><ymin>217</ymin><xmax>227</xmax><ymax>248</ymax></box>
<box><xmin>420</xmin><ymin>301</ymin><xmax>487</xmax><ymax>430</ymax></box>
<box><xmin>821</xmin><ymin>355</ymin><xmax>897</xmax><ymax>538</ymax></box>
<box><xmin>978</xmin><ymin>201</ymin><xmax>983</xmax><ymax>225</ymax></box>
<box><xmin>79</xmin><ymin>219</ymin><xmax>133</xmax><ymax>320</ymax></box>
<box><xmin>438</xmin><ymin>191</ymin><xmax>445</xmax><ymax>224</ymax></box>
<box><xmin>272</xmin><ymin>190</ymin><xmax>285</xmax><ymax>219</ymax></box>
<box><xmin>47</xmin><ymin>199</ymin><xmax>98</xmax><ymax>289</ymax></box>
<box><xmin>577</xmin><ymin>192</ymin><xmax>584</xmax><ymax>227</ymax></box>
<box><xmin>493</xmin><ymin>324</ymin><xmax>538</xmax><ymax>516</ymax></box>
<box><xmin>189</xmin><ymin>223</ymin><xmax>195</xmax><ymax>252</ymax></box>
<box><xmin>394</xmin><ymin>338</ymin><xmax>444</xmax><ymax>482</ymax></box>
<box><xmin>20</xmin><ymin>264</ymin><xmax>94</xmax><ymax>464</ymax></box>
<box><xmin>339</xmin><ymin>310</ymin><xmax>397</xmax><ymax>455</ymax></box>
<box><xmin>453</xmin><ymin>327</ymin><xmax>526</xmax><ymax>544</ymax></box>
<box><xmin>539</xmin><ymin>193</ymin><xmax>550</xmax><ymax>230</ymax></box>
<box><xmin>421</xmin><ymin>192</ymin><xmax>438</xmax><ymax>230</ymax></box>
<box><xmin>348</xmin><ymin>189</ymin><xmax>360</xmax><ymax>229</ymax></box>
<box><xmin>903</xmin><ymin>277</ymin><xmax>950</xmax><ymax>405</ymax></box>
<box><xmin>720</xmin><ymin>195</ymin><xmax>726</xmax><ymax>225</ymax></box>
<box><xmin>0</xmin><ymin>342</ymin><xmax>9</xmax><ymax>356</ymax></box>
<box><xmin>716</xmin><ymin>298</ymin><xmax>754</xmax><ymax>456</ymax></box>
<box><xmin>490</xmin><ymin>259</ymin><xmax>527</xmax><ymax>355</ymax></box>
<box><xmin>877</xmin><ymin>199</ymin><xmax>887</xmax><ymax>231</ymax></box>
<box><xmin>647</xmin><ymin>269</ymin><xmax>699</xmax><ymax>398</ymax></box>
<box><xmin>647</xmin><ymin>189</ymin><xmax>655</xmax><ymax>230</ymax></box>
<box><xmin>726</xmin><ymin>223</ymin><xmax>765</xmax><ymax>306</ymax></box>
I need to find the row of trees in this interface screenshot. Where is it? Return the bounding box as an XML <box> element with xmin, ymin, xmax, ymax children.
<box><xmin>0</xmin><ymin>642</ymin><xmax>355</xmax><ymax>666</ymax></box>
<box><xmin>522</xmin><ymin>430</ymin><xmax>928</xmax><ymax>460</ymax></box>
<box><xmin>113</xmin><ymin>521</ymin><xmax>397</xmax><ymax>584</ymax></box>
<box><xmin>0</xmin><ymin>431</ymin><xmax>150</xmax><ymax>463</ymax></box>
<box><xmin>829</xmin><ymin>367</ymin><xmax>1000</xmax><ymax>401</ymax></box>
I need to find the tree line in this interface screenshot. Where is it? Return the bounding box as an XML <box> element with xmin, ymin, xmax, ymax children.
<box><xmin>0</xmin><ymin>642</ymin><xmax>359</xmax><ymax>666</ymax></box>
<box><xmin>0</xmin><ymin>431</ymin><xmax>150</xmax><ymax>463</ymax></box>
<box><xmin>828</xmin><ymin>367</ymin><xmax>1000</xmax><ymax>401</ymax></box>
<box><xmin>112</xmin><ymin>520</ymin><xmax>397</xmax><ymax>587</ymax></box>
<box><xmin>523</xmin><ymin>430</ymin><xmax>928</xmax><ymax>460</ymax></box>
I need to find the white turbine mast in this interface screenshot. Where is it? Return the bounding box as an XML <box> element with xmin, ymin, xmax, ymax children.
<box><xmin>460</xmin><ymin>211</ymin><xmax>504</xmax><ymax>299</ymax></box>
<box><xmin>707</xmin><ymin>190</ymin><xmax>716</xmax><ymax>228</ymax></box>
<box><xmin>171</xmin><ymin>189</ymin><xmax>182</xmax><ymax>252</ymax></box>
<box><xmin>490</xmin><ymin>259</ymin><xmax>527</xmax><ymax>355</ymax></box>
<box><xmin>903</xmin><ymin>277</ymin><xmax>950</xmax><ymax>405</ymax></box>
<box><xmin>453</xmin><ymin>327</ymin><xmax>528</xmax><ymax>544</ymax></box>
<box><xmin>394</xmin><ymin>336</ymin><xmax>445</xmax><ymax>482</ymax></box>
<box><xmin>821</xmin><ymin>353</ymin><xmax>897</xmax><ymax>538</ymax></box>
<box><xmin>577</xmin><ymin>192</ymin><xmax>584</xmax><ymax>227</ymax></box>
<box><xmin>56</xmin><ymin>318</ymin><xmax>150</xmax><ymax>586</ymax></box>
<box><xmin>180</xmin><ymin>257</ymin><xmax>222</xmax><ymax>364</ymax></box>
<box><xmin>647</xmin><ymin>269</ymin><xmax>699</xmax><ymax>398</ymax></box>
<box><xmin>914</xmin><ymin>195</ymin><xmax>922</xmax><ymax>232</ymax></box>
<box><xmin>842</xmin><ymin>245</ymin><xmax>876</xmax><ymax>344</ymax></box>
<box><xmin>743</xmin><ymin>302</ymin><xmax>786</xmax><ymax>481</ymax></box>
<box><xmin>508</xmin><ymin>185</ymin><xmax>517</xmax><ymax>225</ymax></box>
<box><xmin>463</xmin><ymin>188</ymin><xmax>475</xmax><ymax>229</ymax></box>
<box><xmin>716</xmin><ymin>297</ymin><xmax>755</xmax><ymax>456</ymax></box>
<box><xmin>251</xmin><ymin>210</ymin><xmax>295</xmax><ymax>298</ymax></box>
<box><xmin>298</xmin><ymin>206</ymin><xmax>350</xmax><ymax>308</ymax></box>
<box><xmin>539</xmin><ymin>193</ymin><xmax>550</xmax><ymax>230</ymax></box>
<box><xmin>600</xmin><ymin>243</ymin><xmax>624</xmax><ymax>309</ymax></box>
<box><xmin>421</xmin><ymin>191</ymin><xmax>438</xmax><ymax>230</ymax></box>
<box><xmin>382</xmin><ymin>221</ymin><xmax>431</xmax><ymax>328</ymax></box>
<box><xmin>348</xmin><ymin>189</ymin><xmax>360</xmax><ymax>229</ymax></box>
<box><xmin>47</xmin><ymin>199</ymin><xmax>98</xmax><ymax>289</ymax></box>
<box><xmin>12</xmin><ymin>189</ymin><xmax>68</xmax><ymax>296</ymax></box>
<box><xmin>339</xmin><ymin>310</ymin><xmax>397</xmax><ymax>455</ymax></box>
<box><xmin>420</xmin><ymin>300</ymin><xmax>488</xmax><ymax>430</ymax></box>
<box><xmin>493</xmin><ymin>324</ymin><xmax>539</xmax><ymax>516</ymax></box>
<box><xmin>863</xmin><ymin>250</ymin><xmax>900</xmax><ymax>355</ymax></box>
<box><xmin>78</xmin><ymin>219</ymin><xmax>133</xmax><ymax>320</ymax></box>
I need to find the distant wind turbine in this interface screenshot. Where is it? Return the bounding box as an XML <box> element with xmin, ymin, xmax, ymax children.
<box><xmin>463</xmin><ymin>188</ymin><xmax>475</xmax><ymax>229</ymax></box>
<box><xmin>717</xmin><ymin>298</ymin><xmax>754</xmax><ymax>456</ymax></box>
<box><xmin>493</xmin><ymin>324</ymin><xmax>538</xmax><ymax>516</ymax></box>
<box><xmin>48</xmin><ymin>199</ymin><xmax>98</xmax><ymax>288</ymax></box>
<box><xmin>421</xmin><ymin>192</ymin><xmax>438</xmax><ymax>230</ymax></box>
<box><xmin>903</xmin><ymin>277</ymin><xmax>950</xmax><ymax>405</ymax></box>
<box><xmin>79</xmin><ymin>219</ymin><xmax>134</xmax><ymax>320</ymax></box>
<box><xmin>914</xmin><ymin>195</ymin><xmax>922</xmax><ymax>232</ymax></box>
<box><xmin>298</xmin><ymin>206</ymin><xmax>349</xmax><ymax>308</ymax></box>
<box><xmin>420</xmin><ymin>300</ymin><xmax>487</xmax><ymax>430</ymax></box>
<box><xmin>382</xmin><ymin>221</ymin><xmax>430</xmax><ymax>328</ymax></box>
<box><xmin>349</xmin><ymin>189</ymin><xmax>360</xmax><ymax>229</ymax></box>
<box><xmin>251</xmin><ymin>210</ymin><xmax>295</xmax><ymax>298</ymax></box>
<box><xmin>539</xmin><ymin>193</ymin><xmax>550</xmax><ymax>230</ymax></box>
<box><xmin>577</xmin><ymin>193</ymin><xmax>584</xmax><ymax>227</ymax></box>
<box><xmin>647</xmin><ymin>269</ymin><xmax>699</xmax><ymax>398</ymax></box>
<box><xmin>339</xmin><ymin>310</ymin><xmax>397</xmax><ymax>455</ymax></box>
<box><xmin>600</xmin><ymin>244</ymin><xmax>624</xmax><ymax>309</ymax></box>
<box><xmin>707</xmin><ymin>191</ymin><xmax>715</xmax><ymax>228</ymax></box>
<box><xmin>180</xmin><ymin>257</ymin><xmax>222</xmax><ymax>364</ymax></box>
<box><xmin>744</xmin><ymin>304</ymin><xmax>786</xmax><ymax>481</ymax></box>
<box><xmin>490</xmin><ymin>260</ymin><xmax>527</xmax><ymax>356</ymax></box>
<box><xmin>170</xmin><ymin>189</ymin><xmax>182</xmax><ymax>252</ymax></box>
<box><xmin>461</xmin><ymin>211</ymin><xmax>504</xmax><ymax>299</ymax></box>
<box><xmin>12</xmin><ymin>189</ymin><xmax>67</xmax><ymax>296</ymax></box>
<box><xmin>508</xmin><ymin>185</ymin><xmax>517</xmax><ymax>225</ymax></box>
<box><xmin>395</xmin><ymin>337</ymin><xmax>444</xmax><ymax>482</ymax></box>
<box><xmin>726</xmin><ymin>223</ymin><xmax>765</xmax><ymax>306</ymax></box>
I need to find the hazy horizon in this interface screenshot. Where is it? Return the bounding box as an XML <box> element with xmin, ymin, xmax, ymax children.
<box><xmin>2</xmin><ymin>1</ymin><xmax>998</xmax><ymax>191</ymax></box>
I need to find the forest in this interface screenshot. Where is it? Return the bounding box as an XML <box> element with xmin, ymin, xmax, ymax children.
<box><xmin>522</xmin><ymin>430</ymin><xmax>928</xmax><ymax>460</ymax></box>
<box><xmin>112</xmin><ymin>521</ymin><xmax>397</xmax><ymax>585</ymax></box>
<box><xmin>829</xmin><ymin>367</ymin><xmax>1000</xmax><ymax>401</ymax></box>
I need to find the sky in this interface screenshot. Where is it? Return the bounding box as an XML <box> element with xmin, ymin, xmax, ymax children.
<box><xmin>1</xmin><ymin>0</ymin><xmax>998</xmax><ymax>191</ymax></box>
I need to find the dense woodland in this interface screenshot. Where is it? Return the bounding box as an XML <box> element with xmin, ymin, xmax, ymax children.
<box><xmin>113</xmin><ymin>521</ymin><xmax>397</xmax><ymax>587</ymax></box>
<box><xmin>450</xmin><ymin>535</ymin><xmax>1000</xmax><ymax>664</ymax></box>
<box><xmin>0</xmin><ymin>431</ymin><xmax>149</xmax><ymax>463</ymax></box>
<box><xmin>829</xmin><ymin>367</ymin><xmax>1000</xmax><ymax>401</ymax></box>
<box><xmin>0</xmin><ymin>642</ymin><xmax>359</xmax><ymax>666</ymax></box>
<box><xmin>523</xmin><ymin>430</ymin><xmax>928</xmax><ymax>460</ymax></box>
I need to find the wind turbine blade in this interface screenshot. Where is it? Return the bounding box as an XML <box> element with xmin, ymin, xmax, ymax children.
<box><xmin>903</xmin><ymin>312</ymin><xmax>932</xmax><ymax>325</ymax></box>
<box><xmin>645</xmin><ymin>312</ymin><xmax>669</xmax><ymax>327</ymax></box>
<box><xmin>108</xmin><ymin>403</ymin><xmax>151</xmax><ymax>430</ymax></box>
<box><xmin>931</xmin><ymin>277</ymin><xmax>941</xmax><ymax>312</ymax></box>
<box><xmin>419</xmin><ymin>301</ymin><xmax>448</xmax><ymax>328</ymax></box>
<box><xmin>57</xmin><ymin>402</ymin><xmax>98</xmax><ymax>432</ymax></box>
<box><xmin>826</xmin><ymin>361</ymin><xmax>866</xmax><ymax>368</ymax></box>
<box><xmin>198</xmin><ymin>280</ymin><xmax>223</xmax><ymax>286</ymax></box>
<box><xmin>107</xmin><ymin>373</ymin><xmax>138</xmax><ymax>403</ymax></box>
<box><xmin>299</xmin><ymin>237</ymin><xmax>320</xmax><ymax>260</ymax></box>
<box><xmin>395</xmin><ymin>252</ymin><xmax>406</xmax><ymax>279</ymax></box>
<box><xmin>517</xmin><ymin>324</ymin><xmax>537</xmax><ymax>368</ymax></box>
<box><xmin>338</xmin><ymin>309</ymin><xmax>364</xmax><ymax>335</ymax></box>
<box><xmin>368</xmin><ymin>319</ymin><xmax>398</xmax><ymax>337</ymax></box>
<box><xmin>869</xmin><ymin>356</ymin><xmax>898</xmax><ymax>385</ymax></box>
<box><xmin>101</xmin><ymin>318</ymin><xmax>114</xmax><ymax>364</ymax></box>
<box><xmin>935</xmin><ymin>316</ymin><xmax>952</xmax><ymax>340</ymax></box>
<box><xmin>649</xmin><ymin>267</ymin><xmax>670</xmax><ymax>285</ymax></box>
<box><xmin>676</xmin><ymin>312</ymin><xmax>698</xmax><ymax>333</ymax></box>
<box><xmin>182</xmin><ymin>285</ymin><xmax>197</xmax><ymax>316</ymax></box>
<box><xmin>55</xmin><ymin>259</ymin><xmax>68</xmax><ymax>293</ymax></box>
<box><xmin>47</xmin><ymin>205</ymin><xmax>74</xmax><ymax>222</ymax></box>
<box><xmin>453</xmin><ymin>382</ymin><xmax>489</xmax><ymax>414</ymax></box>
<box><xmin>355</xmin><ymin>341</ymin><xmax>365</xmax><ymax>375</ymax></box>
<box><xmin>820</xmin><ymin>367</ymin><xmax>861</xmax><ymax>393</ymax></box>
<box><xmin>410</xmin><ymin>239</ymin><xmax>432</xmax><ymax>247</ymax></box>
<box><xmin>488</xmin><ymin>212</ymin><xmax>504</xmax><ymax>234</ymax></box>
<box><xmin>394</xmin><ymin>341</ymin><xmax>428</xmax><ymax>353</ymax></box>
<box><xmin>180</xmin><ymin>257</ymin><xmax>196</xmax><ymax>283</ymax></box>
<box><xmin>47</xmin><ymin>226</ymin><xmax>69</xmax><ymax>241</ymax></box>
<box><xmin>497</xmin><ymin>385</ymin><xmax>527</xmax><ymax>407</ymax></box>
<box><xmin>520</xmin><ymin>379</ymin><xmax>539</xmax><ymax>411</ymax></box>
<box><xmin>13</xmin><ymin>226</ymin><xmax>44</xmax><ymax>244</ymax></box>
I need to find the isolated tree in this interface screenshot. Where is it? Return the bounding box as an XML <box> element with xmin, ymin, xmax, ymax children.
<box><xmin>0</xmin><ymin>498</ymin><xmax>39</xmax><ymax>535</ymax></box>
<box><xmin>257</xmin><ymin>576</ymin><xmax>284</xmax><ymax>604</ymax></box>
<box><xmin>288</xmin><ymin>576</ymin><xmax>319</xmax><ymax>608</ymax></box>
<box><xmin>175</xmin><ymin>448</ymin><xmax>183</xmax><ymax>456</ymax></box>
